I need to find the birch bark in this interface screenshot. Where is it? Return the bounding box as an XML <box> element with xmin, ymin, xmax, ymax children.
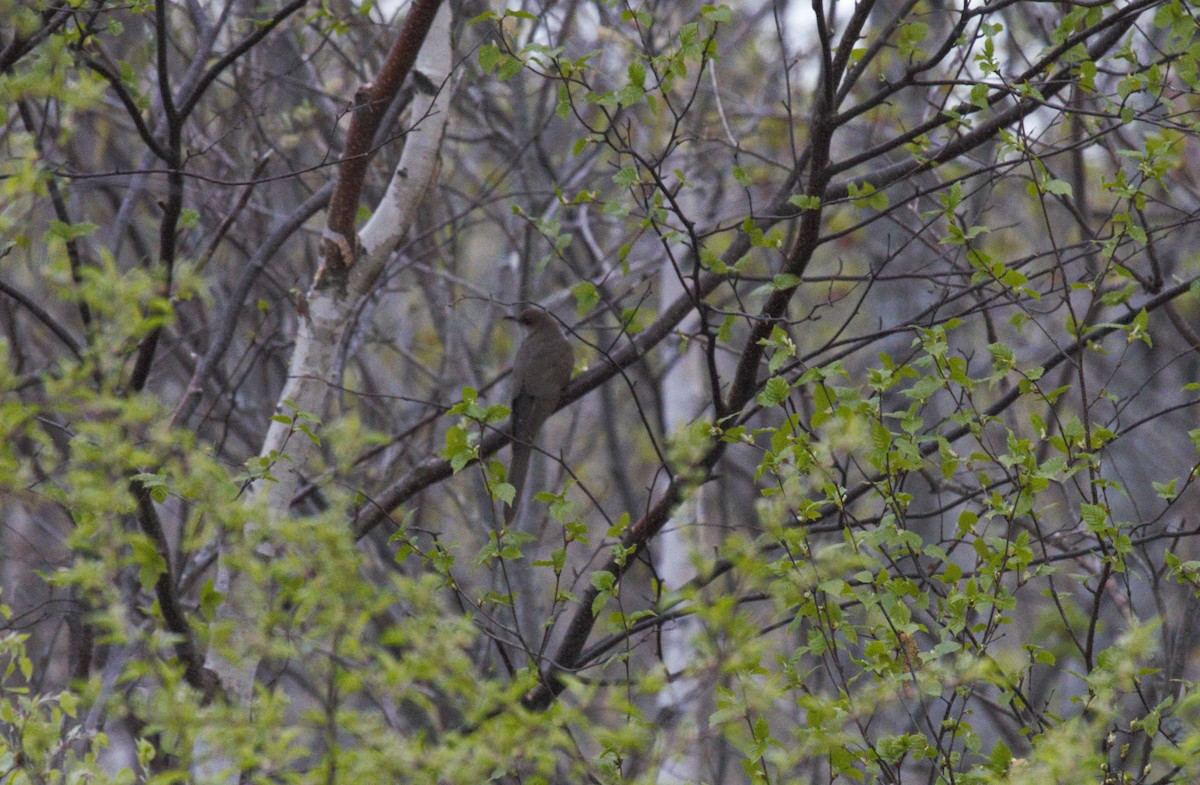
<box><xmin>194</xmin><ymin>5</ymin><xmax>454</xmax><ymax>778</ymax></box>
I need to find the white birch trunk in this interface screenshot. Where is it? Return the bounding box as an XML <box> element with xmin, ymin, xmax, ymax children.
<box><xmin>194</xmin><ymin>7</ymin><xmax>453</xmax><ymax>779</ymax></box>
<box><xmin>654</xmin><ymin>267</ymin><xmax>708</xmax><ymax>785</ymax></box>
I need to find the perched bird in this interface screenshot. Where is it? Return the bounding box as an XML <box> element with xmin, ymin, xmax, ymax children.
<box><xmin>505</xmin><ymin>306</ymin><xmax>573</xmax><ymax>525</ymax></box>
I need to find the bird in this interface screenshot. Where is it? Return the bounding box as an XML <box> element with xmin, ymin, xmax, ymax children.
<box><xmin>505</xmin><ymin>306</ymin><xmax>573</xmax><ymax>525</ymax></box>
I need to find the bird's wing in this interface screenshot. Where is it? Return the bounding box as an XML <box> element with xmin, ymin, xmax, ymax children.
<box><xmin>510</xmin><ymin>388</ymin><xmax>537</xmax><ymax>445</ymax></box>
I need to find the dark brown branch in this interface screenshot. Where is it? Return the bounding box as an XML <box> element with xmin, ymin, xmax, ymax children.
<box><xmin>131</xmin><ymin>479</ymin><xmax>217</xmax><ymax>699</ymax></box>
<box><xmin>351</xmin><ymin>0</ymin><xmax>1150</xmax><ymax>640</ymax></box>
<box><xmin>0</xmin><ymin>277</ymin><xmax>83</xmax><ymax>360</ymax></box>
<box><xmin>521</xmin><ymin>272</ymin><xmax>1200</xmax><ymax>709</ymax></box>
<box><xmin>153</xmin><ymin>0</ymin><xmax>179</xmax><ymax>132</ymax></box>
<box><xmin>0</xmin><ymin>5</ymin><xmax>73</xmax><ymax>72</ymax></box>
<box><xmin>16</xmin><ymin>98</ymin><xmax>94</xmax><ymax>336</ymax></box>
<box><xmin>519</xmin><ymin>0</ymin><xmax>844</xmax><ymax>710</ymax></box>
<box><xmin>830</xmin><ymin>0</ymin><xmax>1151</xmax><ymax>181</ymax></box>
<box><xmin>518</xmin><ymin>2</ymin><xmax>1168</xmax><ymax>712</ymax></box>
<box><xmin>127</xmin><ymin>0</ymin><xmax>186</xmax><ymax>393</ymax></box>
<box><xmin>177</xmin><ymin>0</ymin><xmax>309</xmax><ymax>121</ymax></box>
<box><xmin>83</xmin><ymin>54</ymin><xmax>169</xmax><ymax>162</ymax></box>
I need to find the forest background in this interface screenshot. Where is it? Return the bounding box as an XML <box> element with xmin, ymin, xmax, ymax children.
<box><xmin>3</xmin><ymin>0</ymin><xmax>1200</xmax><ymax>782</ymax></box>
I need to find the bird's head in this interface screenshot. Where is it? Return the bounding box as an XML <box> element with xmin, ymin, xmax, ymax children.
<box><xmin>509</xmin><ymin>306</ymin><xmax>556</xmax><ymax>330</ymax></box>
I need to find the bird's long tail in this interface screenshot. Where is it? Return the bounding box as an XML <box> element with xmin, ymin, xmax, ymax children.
<box><xmin>505</xmin><ymin>439</ymin><xmax>532</xmax><ymax>525</ymax></box>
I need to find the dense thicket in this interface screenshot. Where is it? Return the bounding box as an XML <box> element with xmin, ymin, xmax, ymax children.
<box><xmin>2</xmin><ymin>0</ymin><xmax>1200</xmax><ymax>782</ymax></box>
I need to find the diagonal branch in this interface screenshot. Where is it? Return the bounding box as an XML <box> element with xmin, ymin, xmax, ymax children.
<box><xmin>354</xmin><ymin>3</ymin><xmax>1144</xmax><ymax>540</ymax></box>
<box><xmin>321</xmin><ymin>0</ymin><xmax>445</xmax><ymax>277</ymax></box>
<box><xmin>0</xmin><ymin>276</ymin><xmax>83</xmax><ymax>360</ymax></box>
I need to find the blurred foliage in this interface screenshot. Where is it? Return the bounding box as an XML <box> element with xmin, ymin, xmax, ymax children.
<box><xmin>3</xmin><ymin>0</ymin><xmax>1200</xmax><ymax>783</ymax></box>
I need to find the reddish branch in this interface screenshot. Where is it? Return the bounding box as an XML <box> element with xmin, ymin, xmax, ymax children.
<box><xmin>320</xmin><ymin>0</ymin><xmax>444</xmax><ymax>281</ymax></box>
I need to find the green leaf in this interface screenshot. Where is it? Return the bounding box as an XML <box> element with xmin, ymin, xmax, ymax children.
<box><xmin>701</xmin><ymin>4</ymin><xmax>732</xmax><ymax>23</ymax></box>
<box><xmin>897</xmin><ymin>22</ymin><xmax>929</xmax><ymax>59</ymax></box>
<box><xmin>614</xmin><ymin>165</ymin><xmax>640</xmax><ymax>187</ymax></box>
<box><xmin>847</xmin><ymin>181</ymin><xmax>890</xmax><ymax>211</ymax></box>
<box><xmin>1080</xmin><ymin>503</ymin><xmax>1108</xmax><ymax>533</ymax></box>
<box><xmin>970</xmin><ymin>83</ymin><xmax>990</xmax><ymax>109</ymax></box>
<box><xmin>498</xmin><ymin>56</ymin><xmax>523</xmax><ymax>80</ymax></box>
<box><xmin>1034</xmin><ymin>649</ymin><xmax>1056</xmax><ymax>665</ymax></box>
<box><xmin>46</xmin><ymin>220</ymin><xmax>99</xmax><ymax>241</ymax></box>
<box><xmin>494</xmin><ymin>481</ymin><xmax>515</xmax><ymax>506</ymax></box>
<box><xmin>479</xmin><ymin>43</ymin><xmax>501</xmax><ymax>73</ymax></box>
<box><xmin>1128</xmin><ymin>307</ymin><xmax>1151</xmax><ymax>346</ymax></box>
<box><xmin>988</xmin><ymin>739</ymin><xmax>1013</xmax><ymax>772</ymax></box>
<box><xmin>617</xmin><ymin>84</ymin><xmax>644</xmax><ymax>107</ymax></box>
<box><xmin>130</xmin><ymin>535</ymin><xmax>167</xmax><ymax>591</ymax></box>
<box><xmin>199</xmin><ymin>579</ymin><xmax>225</xmax><ymax>620</ymax></box>
<box><xmin>758</xmin><ymin>376</ymin><xmax>790</xmax><ymax>407</ymax></box>
<box><xmin>627</xmin><ymin>59</ymin><xmax>646</xmax><ymax>88</ymax></box>
<box><xmin>1152</xmin><ymin>478</ymin><xmax>1178</xmax><ymax>501</ymax></box>
<box><xmin>788</xmin><ymin>194</ymin><xmax>821</xmax><ymax>210</ymax></box>
<box><xmin>1044</xmin><ymin>178</ymin><xmax>1073</xmax><ymax>197</ymax></box>
<box><xmin>133</xmin><ymin>472</ymin><xmax>169</xmax><ymax>503</ymax></box>
<box><xmin>571</xmin><ymin>281</ymin><xmax>600</xmax><ymax>315</ymax></box>
<box><xmin>591</xmin><ymin>570</ymin><xmax>616</xmax><ymax>592</ymax></box>
<box><xmin>750</xmin><ymin>273</ymin><xmax>802</xmax><ymax>298</ymax></box>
